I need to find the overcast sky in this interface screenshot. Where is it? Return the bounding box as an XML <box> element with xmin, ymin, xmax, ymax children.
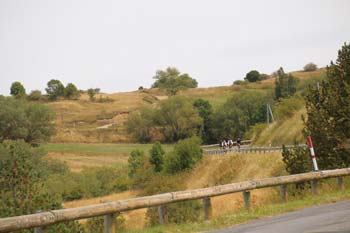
<box><xmin>1</xmin><ymin>0</ymin><xmax>350</xmax><ymax>95</ymax></box>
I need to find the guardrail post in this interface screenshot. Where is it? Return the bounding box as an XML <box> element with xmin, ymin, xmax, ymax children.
<box><xmin>279</xmin><ymin>184</ymin><xmax>287</xmax><ymax>202</ymax></box>
<box><xmin>104</xmin><ymin>213</ymin><xmax>117</xmax><ymax>233</ymax></box>
<box><xmin>243</xmin><ymin>191</ymin><xmax>251</xmax><ymax>210</ymax></box>
<box><xmin>311</xmin><ymin>180</ymin><xmax>318</xmax><ymax>195</ymax></box>
<box><xmin>337</xmin><ymin>177</ymin><xmax>344</xmax><ymax>190</ymax></box>
<box><xmin>158</xmin><ymin>205</ymin><xmax>168</xmax><ymax>225</ymax></box>
<box><xmin>34</xmin><ymin>210</ymin><xmax>43</xmax><ymax>233</ymax></box>
<box><xmin>202</xmin><ymin>197</ymin><xmax>212</xmax><ymax>220</ymax></box>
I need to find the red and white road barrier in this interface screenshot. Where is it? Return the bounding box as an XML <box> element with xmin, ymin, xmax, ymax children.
<box><xmin>307</xmin><ymin>136</ymin><xmax>319</xmax><ymax>171</ymax></box>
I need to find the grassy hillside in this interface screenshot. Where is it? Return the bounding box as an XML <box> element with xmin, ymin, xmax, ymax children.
<box><xmin>45</xmin><ymin>68</ymin><xmax>325</xmax><ymax>144</ymax></box>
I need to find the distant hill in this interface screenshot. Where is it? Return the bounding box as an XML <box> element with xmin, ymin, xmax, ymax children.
<box><xmin>46</xmin><ymin>68</ymin><xmax>326</xmax><ymax>144</ymax></box>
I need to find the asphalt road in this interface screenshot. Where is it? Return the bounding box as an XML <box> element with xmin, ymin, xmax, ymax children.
<box><xmin>209</xmin><ymin>200</ymin><xmax>350</xmax><ymax>233</ymax></box>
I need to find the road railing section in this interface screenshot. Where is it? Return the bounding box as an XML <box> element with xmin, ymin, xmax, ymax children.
<box><xmin>203</xmin><ymin>144</ymin><xmax>308</xmax><ymax>155</ymax></box>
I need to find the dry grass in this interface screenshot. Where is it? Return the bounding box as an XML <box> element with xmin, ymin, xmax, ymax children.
<box><xmin>254</xmin><ymin>108</ymin><xmax>306</xmax><ymax>146</ymax></box>
<box><xmin>45</xmin><ymin>152</ymin><xmax>128</xmax><ymax>172</ymax></box>
<box><xmin>62</xmin><ymin>152</ymin><xmax>284</xmax><ymax>229</ymax></box>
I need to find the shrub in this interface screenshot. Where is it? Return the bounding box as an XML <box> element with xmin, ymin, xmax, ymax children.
<box><xmin>87</xmin><ymin>88</ymin><xmax>96</xmax><ymax>101</ymax></box>
<box><xmin>64</xmin><ymin>83</ymin><xmax>80</xmax><ymax>100</ymax></box>
<box><xmin>274</xmin><ymin>96</ymin><xmax>304</xmax><ymax>120</ymax></box>
<box><xmin>86</xmin><ymin>215</ymin><xmax>125</xmax><ymax>233</ymax></box>
<box><xmin>128</xmin><ymin>149</ymin><xmax>145</xmax><ymax>178</ymax></box>
<box><xmin>282</xmin><ymin>145</ymin><xmax>312</xmax><ymax>175</ymax></box>
<box><xmin>165</xmin><ymin>136</ymin><xmax>202</xmax><ymax>174</ymax></box>
<box><xmin>28</xmin><ymin>90</ymin><xmax>42</xmax><ymax>101</ymax></box>
<box><xmin>303</xmin><ymin>63</ymin><xmax>317</xmax><ymax>72</ymax></box>
<box><xmin>149</xmin><ymin>141</ymin><xmax>165</xmax><ymax>172</ymax></box>
<box><xmin>233</xmin><ymin>80</ymin><xmax>246</xmax><ymax>85</ymax></box>
<box><xmin>244</xmin><ymin>70</ymin><xmax>261</xmax><ymax>82</ymax></box>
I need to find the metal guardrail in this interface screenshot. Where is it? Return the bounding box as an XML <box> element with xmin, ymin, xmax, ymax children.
<box><xmin>0</xmin><ymin>167</ymin><xmax>349</xmax><ymax>232</ymax></box>
<box><xmin>203</xmin><ymin>144</ymin><xmax>308</xmax><ymax>155</ymax></box>
<box><xmin>201</xmin><ymin>140</ymin><xmax>252</xmax><ymax>148</ymax></box>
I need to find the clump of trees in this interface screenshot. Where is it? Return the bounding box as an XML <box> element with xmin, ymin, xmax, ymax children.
<box><xmin>0</xmin><ymin>97</ymin><xmax>55</xmax><ymax>144</ymax></box>
<box><xmin>274</xmin><ymin>67</ymin><xmax>299</xmax><ymax>100</ymax></box>
<box><xmin>303</xmin><ymin>62</ymin><xmax>317</xmax><ymax>72</ymax></box>
<box><xmin>152</xmin><ymin>67</ymin><xmax>198</xmax><ymax>95</ymax></box>
<box><xmin>126</xmin><ymin>96</ymin><xmax>202</xmax><ymax>143</ymax></box>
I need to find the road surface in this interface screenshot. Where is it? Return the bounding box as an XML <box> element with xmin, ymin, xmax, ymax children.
<box><xmin>209</xmin><ymin>200</ymin><xmax>350</xmax><ymax>233</ymax></box>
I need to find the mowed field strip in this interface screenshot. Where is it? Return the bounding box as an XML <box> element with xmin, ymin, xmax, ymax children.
<box><xmin>42</xmin><ymin>143</ymin><xmax>174</xmax><ymax>172</ymax></box>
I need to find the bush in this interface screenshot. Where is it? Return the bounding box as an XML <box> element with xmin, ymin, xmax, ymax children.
<box><xmin>149</xmin><ymin>142</ymin><xmax>165</xmax><ymax>172</ymax></box>
<box><xmin>46</xmin><ymin>79</ymin><xmax>65</xmax><ymax>101</ymax></box>
<box><xmin>128</xmin><ymin>149</ymin><xmax>145</xmax><ymax>178</ymax></box>
<box><xmin>87</xmin><ymin>88</ymin><xmax>96</xmax><ymax>101</ymax></box>
<box><xmin>86</xmin><ymin>215</ymin><xmax>125</xmax><ymax>233</ymax></box>
<box><xmin>233</xmin><ymin>80</ymin><xmax>247</xmax><ymax>85</ymax></box>
<box><xmin>303</xmin><ymin>63</ymin><xmax>317</xmax><ymax>72</ymax></box>
<box><xmin>64</xmin><ymin>83</ymin><xmax>80</xmax><ymax>100</ymax></box>
<box><xmin>165</xmin><ymin>136</ymin><xmax>202</xmax><ymax>174</ymax></box>
<box><xmin>274</xmin><ymin>96</ymin><xmax>304</xmax><ymax>120</ymax></box>
<box><xmin>28</xmin><ymin>90</ymin><xmax>42</xmax><ymax>101</ymax></box>
<box><xmin>244</xmin><ymin>70</ymin><xmax>261</xmax><ymax>82</ymax></box>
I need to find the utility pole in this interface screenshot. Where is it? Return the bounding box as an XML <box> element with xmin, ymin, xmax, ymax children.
<box><xmin>266</xmin><ymin>104</ymin><xmax>269</xmax><ymax>125</ymax></box>
<box><xmin>268</xmin><ymin>104</ymin><xmax>274</xmax><ymax>122</ymax></box>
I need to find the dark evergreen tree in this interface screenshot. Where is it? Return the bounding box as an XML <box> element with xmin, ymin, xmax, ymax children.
<box><xmin>149</xmin><ymin>141</ymin><xmax>165</xmax><ymax>172</ymax></box>
<box><xmin>274</xmin><ymin>68</ymin><xmax>298</xmax><ymax>100</ymax></box>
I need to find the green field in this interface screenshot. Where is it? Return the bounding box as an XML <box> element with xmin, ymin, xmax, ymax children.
<box><xmin>41</xmin><ymin>143</ymin><xmax>174</xmax><ymax>155</ymax></box>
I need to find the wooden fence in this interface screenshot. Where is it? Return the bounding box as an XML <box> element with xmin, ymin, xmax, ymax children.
<box><xmin>0</xmin><ymin>168</ymin><xmax>349</xmax><ymax>233</ymax></box>
<box><xmin>203</xmin><ymin>144</ymin><xmax>308</xmax><ymax>155</ymax></box>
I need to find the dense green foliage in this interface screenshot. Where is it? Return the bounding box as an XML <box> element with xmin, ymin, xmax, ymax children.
<box><xmin>10</xmin><ymin>81</ymin><xmax>26</xmax><ymax>98</ymax></box>
<box><xmin>64</xmin><ymin>83</ymin><xmax>80</xmax><ymax>100</ymax></box>
<box><xmin>282</xmin><ymin>145</ymin><xmax>312</xmax><ymax>174</ymax></box>
<box><xmin>210</xmin><ymin>91</ymin><xmax>273</xmax><ymax>140</ymax></box>
<box><xmin>244</xmin><ymin>70</ymin><xmax>261</xmax><ymax>82</ymax></box>
<box><xmin>193</xmin><ymin>99</ymin><xmax>215</xmax><ymax>143</ymax></box>
<box><xmin>0</xmin><ymin>140</ymin><xmax>84</xmax><ymax>232</ymax></box>
<box><xmin>87</xmin><ymin>88</ymin><xmax>96</xmax><ymax>101</ymax></box>
<box><xmin>165</xmin><ymin>137</ymin><xmax>202</xmax><ymax>173</ymax></box>
<box><xmin>46</xmin><ymin>79</ymin><xmax>65</xmax><ymax>100</ymax></box>
<box><xmin>0</xmin><ymin>97</ymin><xmax>55</xmax><ymax>144</ymax></box>
<box><xmin>126</xmin><ymin>96</ymin><xmax>202</xmax><ymax>142</ymax></box>
<box><xmin>303</xmin><ymin>43</ymin><xmax>350</xmax><ymax>169</ymax></box>
<box><xmin>156</xmin><ymin>96</ymin><xmax>202</xmax><ymax>142</ymax></box>
<box><xmin>152</xmin><ymin>67</ymin><xmax>198</xmax><ymax>95</ymax></box>
<box><xmin>128</xmin><ymin>149</ymin><xmax>145</xmax><ymax>178</ymax></box>
<box><xmin>275</xmin><ymin>68</ymin><xmax>298</xmax><ymax>100</ymax></box>
<box><xmin>149</xmin><ymin>141</ymin><xmax>165</xmax><ymax>172</ymax></box>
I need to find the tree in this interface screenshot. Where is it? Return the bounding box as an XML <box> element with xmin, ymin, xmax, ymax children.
<box><xmin>87</xmin><ymin>88</ymin><xmax>96</xmax><ymax>101</ymax></box>
<box><xmin>303</xmin><ymin>43</ymin><xmax>350</xmax><ymax>169</ymax></box>
<box><xmin>149</xmin><ymin>142</ymin><xmax>165</xmax><ymax>172</ymax></box>
<box><xmin>152</xmin><ymin>67</ymin><xmax>198</xmax><ymax>95</ymax></box>
<box><xmin>0</xmin><ymin>97</ymin><xmax>55</xmax><ymax>144</ymax></box>
<box><xmin>0</xmin><ymin>140</ymin><xmax>84</xmax><ymax>232</ymax></box>
<box><xmin>274</xmin><ymin>68</ymin><xmax>298</xmax><ymax>100</ymax></box>
<box><xmin>244</xmin><ymin>70</ymin><xmax>261</xmax><ymax>82</ymax></box>
<box><xmin>46</xmin><ymin>79</ymin><xmax>65</xmax><ymax>101</ymax></box>
<box><xmin>128</xmin><ymin>149</ymin><xmax>145</xmax><ymax>178</ymax></box>
<box><xmin>155</xmin><ymin>96</ymin><xmax>203</xmax><ymax>142</ymax></box>
<box><xmin>165</xmin><ymin>137</ymin><xmax>202</xmax><ymax>173</ymax></box>
<box><xmin>193</xmin><ymin>99</ymin><xmax>214</xmax><ymax>143</ymax></box>
<box><xmin>10</xmin><ymin>81</ymin><xmax>26</xmax><ymax>98</ymax></box>
<box><xmin>126</xmin><ymin>107</ymin><xmax>155</xmax><ymax>143</ymax></box>
<box><xmin>64</xmin><ymin>83</ymin><xmax>80</xmax><ymax>100</ymax></box>
<box><xmin>303</xmin><ymin>63</ymin><xmax>317</xmax><ymax>72</ymax></box>
<box><xmin>210</xmin><ymin>91</ymin><xmax>273</xmax><ymax>140</ymax></box>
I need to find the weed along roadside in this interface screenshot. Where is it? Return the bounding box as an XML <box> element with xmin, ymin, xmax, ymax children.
<box><xmin>0</xmin><ymin>168</ymin><xmax>349</xmax><ymax>232</ymax></box>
